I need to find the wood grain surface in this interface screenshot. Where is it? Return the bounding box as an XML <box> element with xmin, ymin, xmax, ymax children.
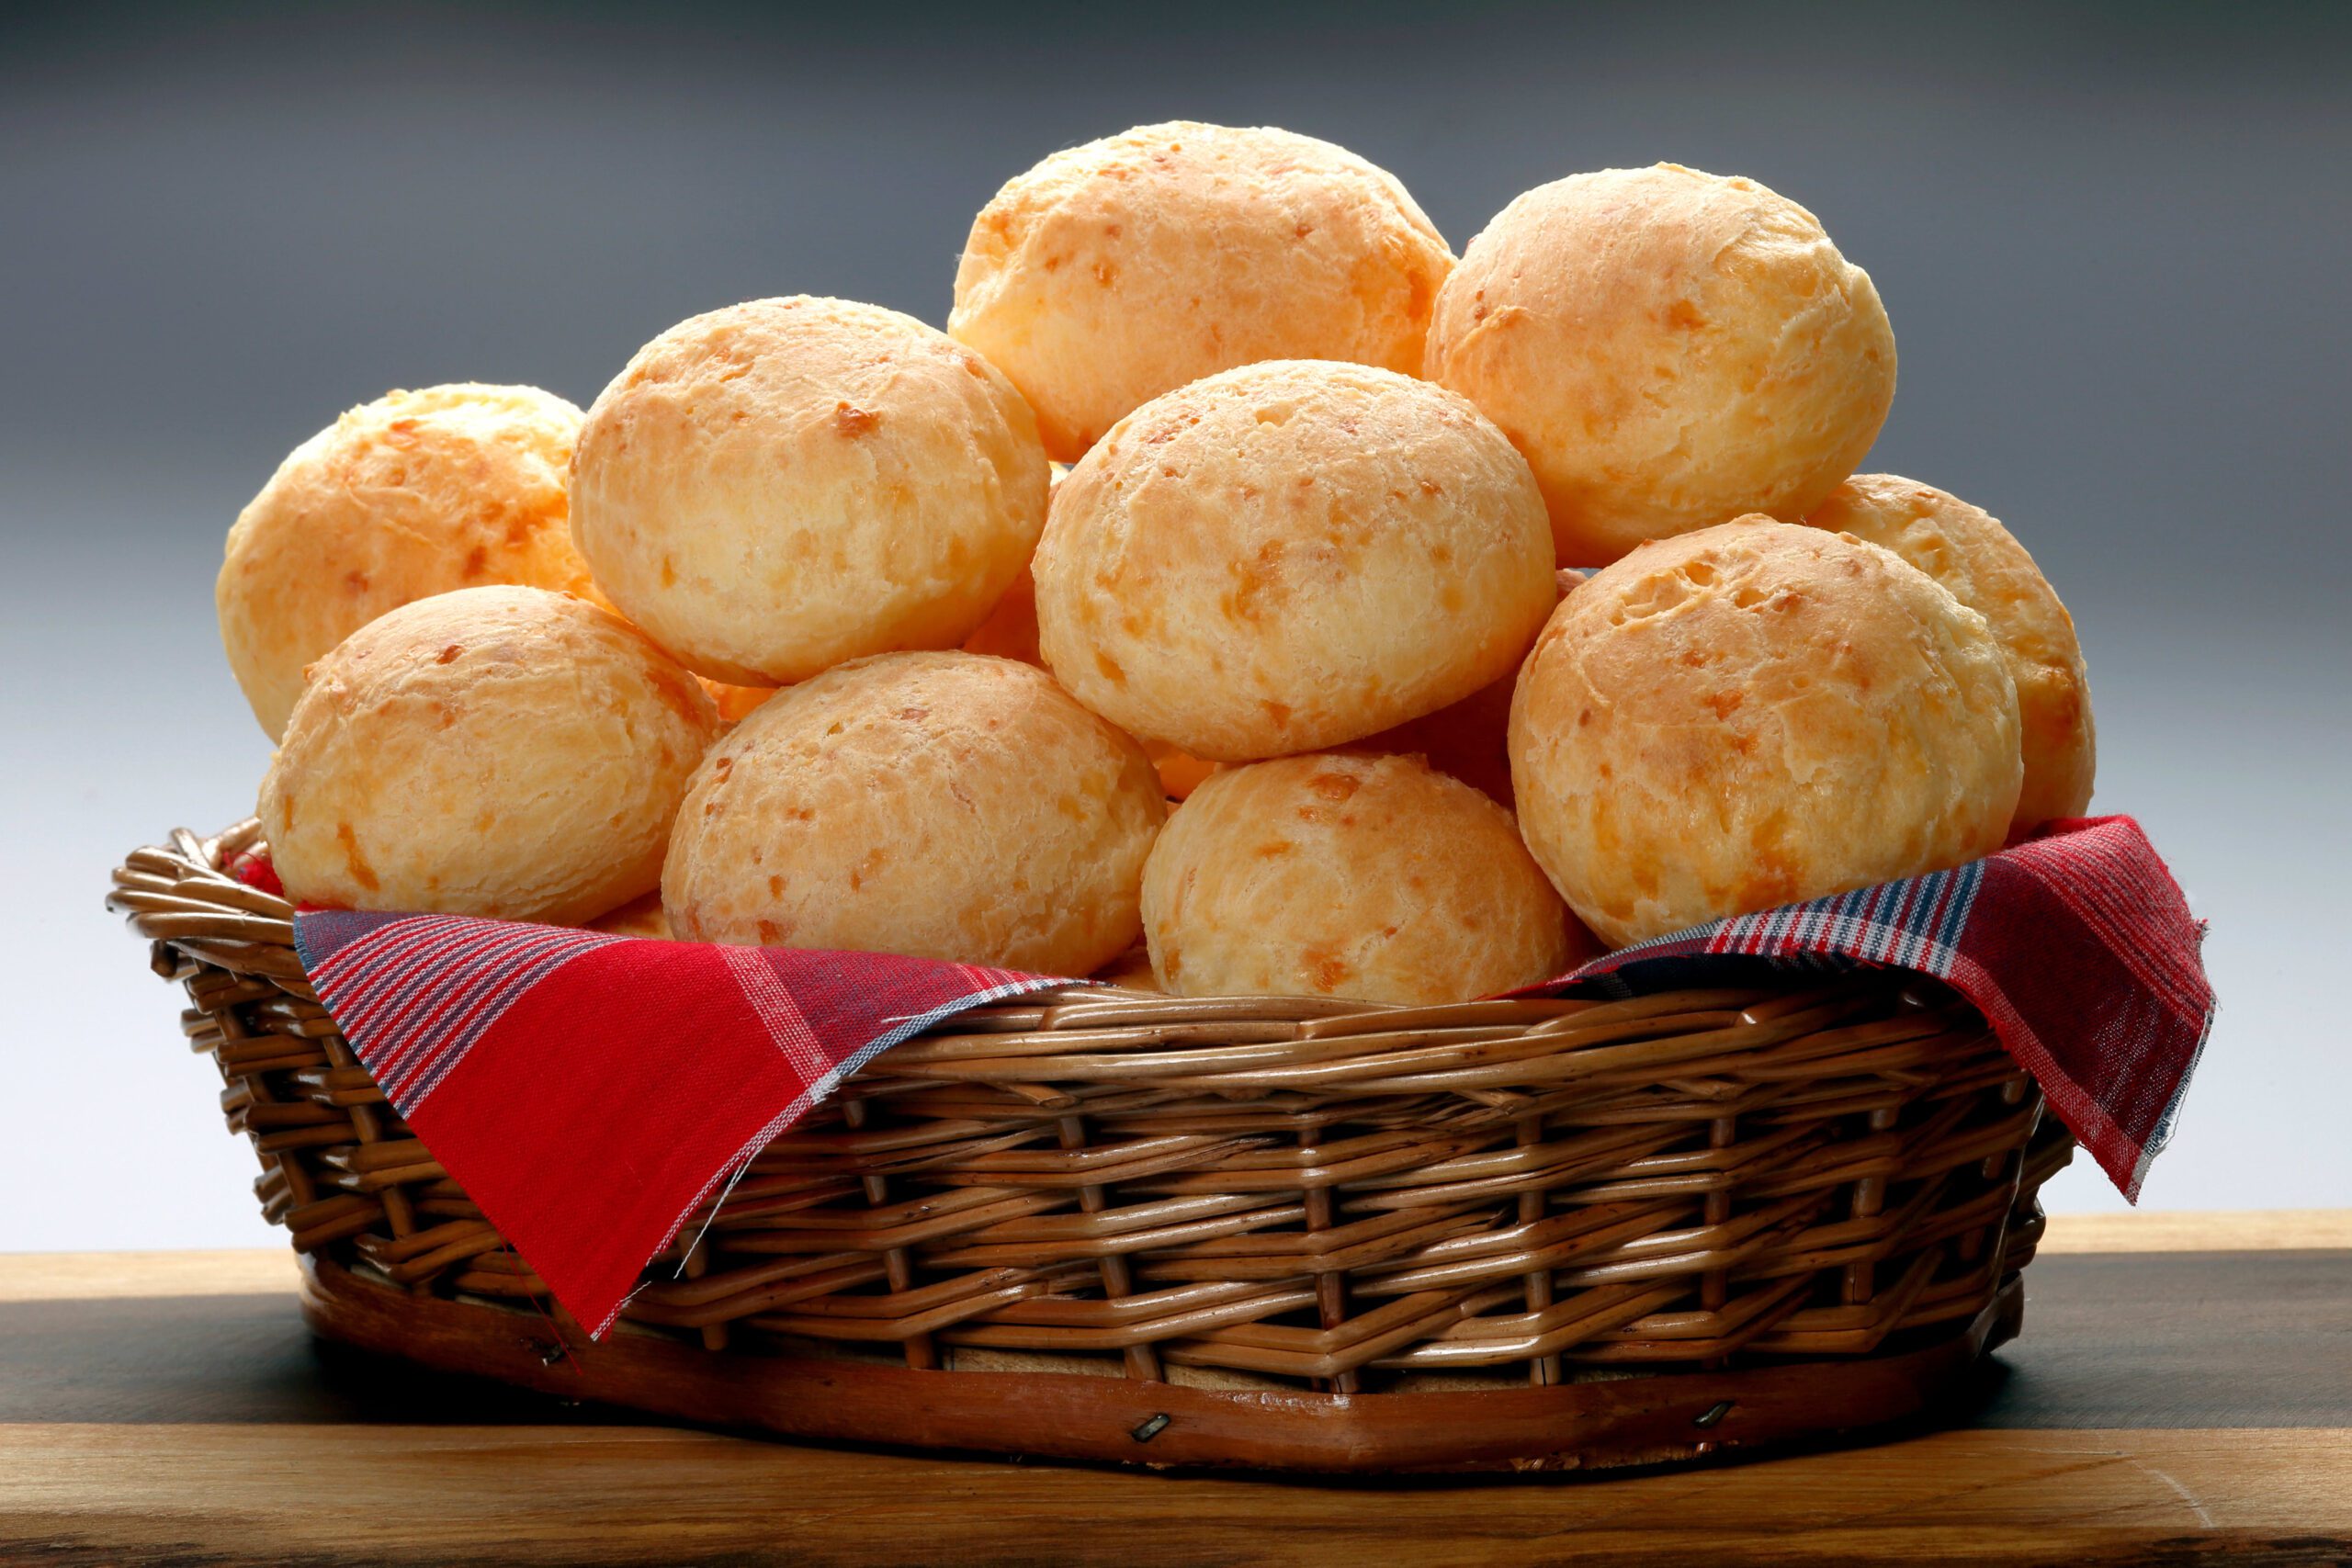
<box><xmin>1</xmin><ymin>1213</ymin><xmax>2346</xmax><ymax>1566</ymax></box>
<box><xmin>4</xmin><ymin>1423</ymin><xmax>2346</xmax><ymax>1567</ymax></box>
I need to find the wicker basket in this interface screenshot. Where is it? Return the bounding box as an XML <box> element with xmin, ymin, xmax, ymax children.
<box><xmin>112</xmin><ymin>820</ymin><xmax>2073</xmax><ymax>1472</ymax></box>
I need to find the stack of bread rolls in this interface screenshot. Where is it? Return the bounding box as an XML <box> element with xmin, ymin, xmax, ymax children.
<box><xmin>225</xmin><ymin>122</ymin><xmax>2094</xmax><ymax>1006</ymax></box>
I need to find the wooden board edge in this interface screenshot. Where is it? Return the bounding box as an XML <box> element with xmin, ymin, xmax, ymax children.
<box><xmin>2038</xmin><ymin>1210</ymin><xmax>2352</xmax><ymax>1254</ymax></box>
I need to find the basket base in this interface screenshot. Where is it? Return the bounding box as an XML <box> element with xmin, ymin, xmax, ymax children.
<box><xmin>299</xmin><ymin>1258</ymin><xmax>2021</xmax><ymax>1473</ymax></box>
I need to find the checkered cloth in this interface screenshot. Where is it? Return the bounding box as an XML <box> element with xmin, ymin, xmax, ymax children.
<box><xmin>281</xmin><ymin>814</ymin><xmax>2211</xmax><ymax>1338</ymax></box>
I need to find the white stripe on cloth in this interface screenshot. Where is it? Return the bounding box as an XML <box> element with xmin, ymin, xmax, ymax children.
<box><xmin>718</xmin><ymin>944</ymin><xmax>831</xmax><ymax>1086</ymax></box>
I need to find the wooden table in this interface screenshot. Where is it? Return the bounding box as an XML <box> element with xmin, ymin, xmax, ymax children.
<box><xmin>3</xmin><ymin>1212</ymin><xmax>2346</xmax><ymax>1565</ymax></box>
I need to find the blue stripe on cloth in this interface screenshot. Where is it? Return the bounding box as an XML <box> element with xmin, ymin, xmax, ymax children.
<box><xmin>290</xmin><ymin>908</ymin><xmax>411</xmax><ymax>975</ymax></box>
<box><xmin>1563</xmin><ymin>858</ymin><xmax>1988</xmax><ymax>998</ymax></box>
<box><xmin>295</xmin><ymin>913</ymin><xmax>625</xmax><ymax>1117</ymax></box>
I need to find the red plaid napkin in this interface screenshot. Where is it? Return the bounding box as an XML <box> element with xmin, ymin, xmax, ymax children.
<box><xmin>283</xmin><ymin>815</ymin><xmax>2210</xmax><ymax>1338</ymax></box>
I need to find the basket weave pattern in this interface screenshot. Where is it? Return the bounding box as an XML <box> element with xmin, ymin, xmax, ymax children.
<box><xmin>113</xmin><ymin>821</ymin><xmax>2071</xmax><ymax>1395</ymax></box>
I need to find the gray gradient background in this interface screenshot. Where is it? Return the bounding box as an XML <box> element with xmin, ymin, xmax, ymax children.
<box><xmin>5</xmin><ymin>3</ymin><xmax>2346</xmax><ymax>1249</ymax></box>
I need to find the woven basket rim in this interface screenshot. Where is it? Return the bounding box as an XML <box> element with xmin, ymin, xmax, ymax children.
<box><xmin>110</xmin><ymin>819</ymin><xmax>1996</xmax><ymax>1089</ymax></box>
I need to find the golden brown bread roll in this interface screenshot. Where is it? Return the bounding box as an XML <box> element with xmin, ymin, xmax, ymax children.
<box><xmin>1034</xmin><ymin>360</ymin><xmax>1557</xmax><ymax>761</ymax></box>
<box><xmin>963</xmin><ymin>564</ymin><xmax>1215</xmax><ymax>800</ymax></box>
<box><xmin>585</xmin><ymin>892</ymin><xmax>673</xmax><ymax>940</ymax></box>
<box><xmin>1143</xmin><ymin>741</ymin><xmax>1219</xmax><ymax>802</ymax></box>
<box><xmin>1353</xmin><ymin>570</ymin><xmax>1585</xmax><ymax>806</ymax></box>
<box><xmin>1142</xmin><ymin>752</ymin><xmax>1596</xmax><ymax>1004</ymax></box>
<box><xmin>1351</xmin><ymin>669</ymin><xmax>1521</xmax><ymax>808</ymax></box>
<box><xmin>1089</xmin><ymin>944</ymin><xmax>1162</xmax><ymax>993</ymax></box>
<box><xmin>697</xmin><ymin>678</ymin><xmax>780</xmax><ymax>727</ymax></box>
<box><xmin>663</xmin><ymin>652</ymin><xmax>1166</xmax><ymax>973</ymax></box>
<box><xmin>1426</xmin><ymin>165</ymin><xmax>1895</xmax><ymax>566</ymax></box>
<box><xmin>1510</xmin><ymin>521</ymin><xmax>2021</xmax><ymax>945</ymax></box>
<box><xmin>950</xmin><ymin>121</ymin><xmax>1453</xmax><ymax>460</ymax></box>
<box><xmin>960</xmin><ymin>563</ymin><xmax>1043</xmax><ymax>666</ymax></box>
<box><xmin>571</xmin><ymin>297</ymin><xmax>1051</xmax><ymax>684</ymax></box>
<box><xmin>260</xmin><ymin>586</ymin><xmax>718</xmax><ymax>925</ymax></box>
<box><xmin>218</xmin><ymin>383</ymin><xmax>595</xmax><ymax>739</ymax></box>
<box><xmin>1804</xmin><ymin>475</ymin><xmax>2094</xmax><ymax>831</ymax></box>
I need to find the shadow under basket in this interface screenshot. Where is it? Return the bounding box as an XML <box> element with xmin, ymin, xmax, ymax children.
<box><xmin>112</xmin><ymin>822</ymin><xmax>2074</xmax><ymax>1474</ymax></box>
